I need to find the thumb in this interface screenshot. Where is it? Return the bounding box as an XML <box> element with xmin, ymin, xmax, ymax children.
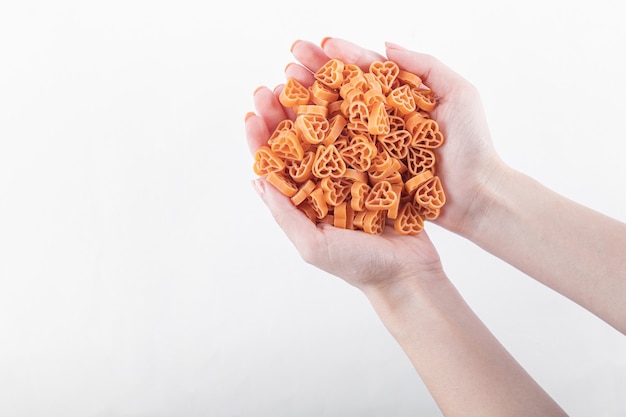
<box><xmin>385</xmin><ymin>43</ymin><xmax>468</xmax><ymax>96</ymax></box>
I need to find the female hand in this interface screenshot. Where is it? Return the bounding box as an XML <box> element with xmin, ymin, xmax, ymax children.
<box><xmin>245</xmin><ymin>39</ymin><xmax>446</xmax><ymax>292</ymax></box>
<box><xmin>283</xmin><ymin>38</ymin><xmax>506</xmax><ymax>237</ymax></box>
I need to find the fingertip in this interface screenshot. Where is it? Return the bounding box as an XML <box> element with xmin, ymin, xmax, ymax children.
<box><xmin>320</xmin><ymin>36</ymin><xmax>332</xmax><ymax>48</ymax></box>
<box><xmin>290</xmin><ymin>40</ymin><xmax>330</xmax><ymax>73</ymax></box>
<box><xmin>385</xmin><ymin>41</ymin><xmax>406</xmax><ymax>51</ymax></box>
<box><xmin>290</xmin><ymin>39</ymin><xmax>302</xmax><ymax>52</ymax></box>
<box><xmin>284</xmin><ymin>62</ymin><xmax>315</xmax><ymax>87</ymax></box>
<box><xmin>244</xmin><ymin>111</ymin><xmax>256</xmax><ymax>122</ymax></box>
<box><xmin>253</xmin><ymin>85</ymin><xmax>267</xmax><ymax>96</ymax></box>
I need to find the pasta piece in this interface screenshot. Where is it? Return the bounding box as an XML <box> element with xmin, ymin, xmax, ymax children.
<box><xmin>280</xmin><ymin>78</ymin><xmax>311</xmax><ymax>108</ymax></box>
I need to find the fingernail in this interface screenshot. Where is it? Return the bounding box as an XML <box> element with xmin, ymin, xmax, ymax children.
<box><xmin>253</xmin><ymin>85</ymin><xmax>266</xmax><ymax>96</ymax></box>
<box><xmin>284</xmin><ymin>62</ymin><xmax>294</xmax><ymax>73</ymax></box>
<box><xmin>320</xmin><ymin>37</ymin><xmax>332</xmax><ymax>48</ymax></box>
<box><xmin>252</xmin><ymin>178</ymin><xmax>265</xmax><ymax>197</ymax></box>
<box><xmin>244</xmin><ymin>112</ymin><xmax>255</xmax><ymax>122</ymax></box>
<box><xmin>290</xmin><ymin>39</ymin><xmax>302</xmax><ymax>52</ymax></box>
<box><xmin>385</xmin><ymin>41</ymin><xmax>406</xmax><ymax>51</ymax></box>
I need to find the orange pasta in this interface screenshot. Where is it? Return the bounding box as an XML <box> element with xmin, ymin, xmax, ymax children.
<box><xmin>252</xmin><ymin>54</ymin><xmax>446</xmax><ymax>235</ymax></box>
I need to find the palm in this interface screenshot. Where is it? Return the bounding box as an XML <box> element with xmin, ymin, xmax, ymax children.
<box><xmin>252</xmin><ymin>177</ymin><xmax>441</xmax><ymax>289</ymax></box>
<box><xmin>303</xmin><ymin>221</ymin><xmax>441</xmax><ymax>289</ymax></box>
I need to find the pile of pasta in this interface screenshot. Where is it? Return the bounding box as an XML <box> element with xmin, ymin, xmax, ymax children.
<box><xmin>253</xmin><ymin>58</ymin><xmax>445</xmax><ymax>235</ymax></box>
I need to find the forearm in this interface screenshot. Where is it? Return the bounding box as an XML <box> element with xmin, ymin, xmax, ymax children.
<box><xmin>363</xmin><ymin>273</ymin><xmax>567</xmax><ymax>417</ymax></box>
<box><xmin>464</xmin><ymin>163</ymin><xmax>626</xmax><ymax>333</ymax></box>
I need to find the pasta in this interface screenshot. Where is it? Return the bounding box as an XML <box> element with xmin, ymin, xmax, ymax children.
<box><xmin>252</xmin><ymin>57</ymin><xmax>446</xmax><ymax>235</ymax></box>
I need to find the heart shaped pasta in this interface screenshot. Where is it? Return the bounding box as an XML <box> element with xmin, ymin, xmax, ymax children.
<box><xmin>312</xmin><ymin>144</ymin><xmax>347</xmax><ymax>178</ymax></box>
<box><xmin>350</xmin><ymin>181</ymin><xmax>371</xmax><ymax>211</ymax></box>
<box><xmin>287</xmin><ymin>151</ymin><xmax>315</xmax><ymax>183</ymax></box>
<box><xmin>253</xmin><ymin>145</ymin><xmax>285</xmax><ymax>176</ymax></box>
<box><xmin>407</xmin><ymin>147</ymin><xmax>436</xmax><ymax>176</ymax></box>
<box><xmin>269</xmin><ymin>127</ymin><xmax>304</xmax><ymax>161</ymax></box>
<box><xmin>394</xmin><ymin>202</ymin><xmax>425</xmax><ymax>235</ymax></box>
<box><xmin>295</xmin><ymin>114</ymin><xmax>330</xmax><ymax>145</ymax></box>
<box><xmin>320</xmin><ymin>177</ymin><xmax>353</xmax><ymax>206</ymax></box>
<box><xmin>369</xmin><ymin>60</ymin><xmax>400</xmax><ymax>93</ymax></box>
<box><xmin>365</xmin><ymin>180</ymin><xmax>399</xmax><ymax>210</ymax></box>
<box><xmin>411</xmin><ymin>119</ymin><xmax>444</xmax><ymax>149</ymax></box>
<box><xmin>412</xmin><ymin>88</ymin><xmax>437</xmax><ymax>112</ymax></box>
<box><xmin>252</xmin><ymin>55</ymin><xmax>447</xmax><ymax>234</ymax></box>
<box><xmin>266</xmin><ymin>171</ymin><xmax>298</xmax><ymax>198</ymax></box>
<box><xmin>367</xmin><ymin>101</ymin><xmax>390</xmax><ymax>135</ymax></box>
<box><xmin>346</xmin><ymin>100</ymin><xmax>369</xmax><ymax>132</ymax></box>
<box><xmin>279</xmin><ymin>78</ymin><xmax>311</xmax><ymax>108</ymax></box>
<box><xmin>378</xmin><ymin>129</ymin><xmax>412</xmax><ymax>160</ymax></box>
<box><xmin>387</xmin><ymin>84</ymin><xmax>416</xmax><ymax>115</ymax></box>
<box><xmin>415</xmin><ymin>176</ymin><xmax>446</xmax><ymax>210</ymax></box>
<box><xmin>315</xmin><ymin>58</ymin><xmax>345</xmax><ymax>89</ymax></box>
<box><xmin>340</xmin><ymin>135</ymin><xmax>377</xmax><ymax>172</ymax></box>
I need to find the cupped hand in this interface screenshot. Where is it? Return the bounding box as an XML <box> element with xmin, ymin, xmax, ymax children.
<box><xmin>245</xmin><ymin>39</ymin><xmax>444</xmax><ymax>291</ymax></box>
<box><xmin>249</xmin><ymin>176</ymin><xmax>442</xmax><ymax>291</ymax></box>
<box><xmin>316</xmin><ymin>38</ymin><xmax>505</xmax><ymax>236</ymax></box>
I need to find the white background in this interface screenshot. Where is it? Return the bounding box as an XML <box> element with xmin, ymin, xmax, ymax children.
<box><xmin>1</xmin><ymin>1</ymin><xmax>625</xmax><ymax>416</ymax></box>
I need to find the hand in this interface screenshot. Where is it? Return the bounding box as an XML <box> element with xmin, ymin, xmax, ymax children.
<box><xmin>245</xmin><ymin>39</ymin><xmax>444</xmax><ymax>292</ymax></box>
<box><xmin>382</xmin><ymin>41</ymin><xmax>505</xmax><ymax>235</ymax></box>
<box><xmin>249</xmin><ymin>178</ymin><xmax>442</xmax><ymax>291</ymax></box>
<box><xmin>295</xmin><ymin>38</ymin><xmax>504</xmax><ymax>236</ymax></box>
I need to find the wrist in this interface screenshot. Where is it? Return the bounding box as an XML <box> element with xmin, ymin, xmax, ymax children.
<box><xmin>451</xmin><ymin>158</ymin><xmax>514</xmax><ymax>241</ymax></box>
<box><xmin>361</xmin><ymin>267</ymin><xmax>451</xmax><ymax>335</ymax></box>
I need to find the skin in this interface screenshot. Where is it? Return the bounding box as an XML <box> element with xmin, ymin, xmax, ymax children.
<box><xmin>245</xmin><ymin>37</ymin><xmax>626</xmax><ymax>416</ymax></box>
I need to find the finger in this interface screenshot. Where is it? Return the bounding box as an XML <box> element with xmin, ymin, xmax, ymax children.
<box><xmin>271</xmin><ymin>85</ymin><xmax>296</xmax><ymax>121</ymax></box>
<box><xmin>253</xmin><ymin>177</ymin><xmax>321</xmax><ymax>255</ymax></box>
<box><xmin>244</xmin><ymin>112</ymin><xmax>271</xmax><ymax>154</ymax></box>
<box><xmin>253</xmin><ymin>86</ymin><xmax>288</xmax><ymax>133</ymax></box>
<box><xmin>385</xmin><ymin>43</ymin><xmax>466</xmax><ymax>96</ymax></box>
<box><xmin>321</xmin><ymin>37</ymin><xmax>386</xmax><ymax>71</ymax></box>
<box><xmin>290</xmin><ymin>39</ymin><xmax>329</xmax><ymax>73</ymax></box>
<box><xmin>284</xmin><ymin>62</ymin><xmax>316</xmax><ymax>87</ymax></box>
